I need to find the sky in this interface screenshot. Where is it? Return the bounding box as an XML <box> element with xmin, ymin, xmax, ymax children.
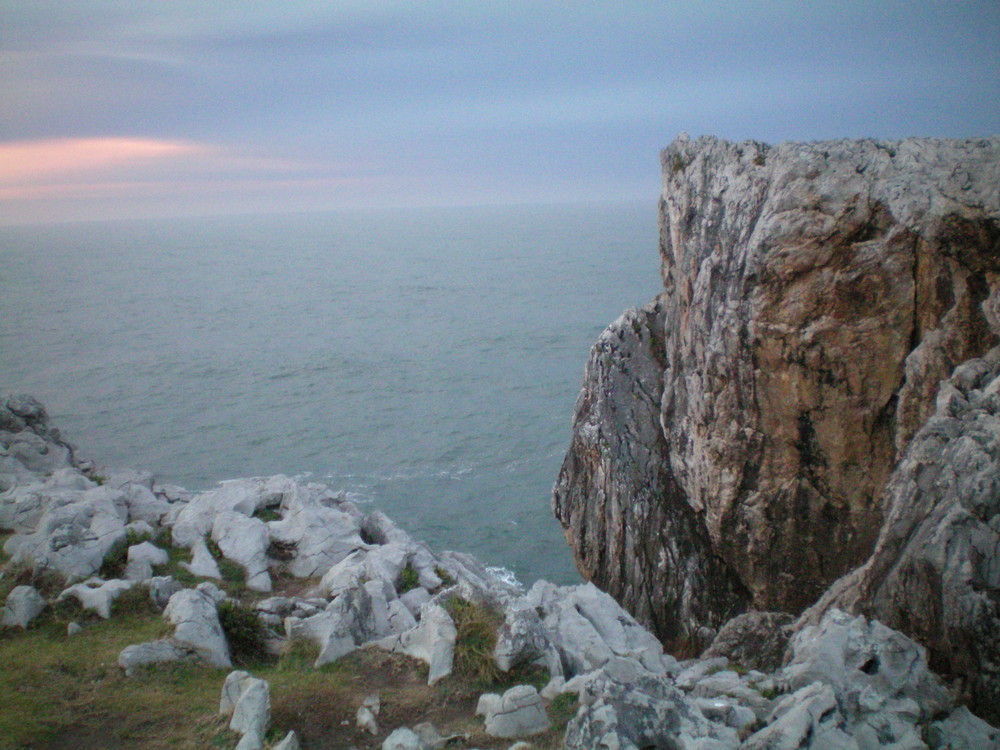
<box><xmin>1</xmin><ymin>1</ymin><xmax>998</xmax><ymax>225</ymax></box>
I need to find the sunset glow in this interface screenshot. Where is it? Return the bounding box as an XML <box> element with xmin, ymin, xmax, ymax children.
<box><xmin>0</xmin><ymin>138</ymin><xmax>203</xmax><ymax>185</ymax></box>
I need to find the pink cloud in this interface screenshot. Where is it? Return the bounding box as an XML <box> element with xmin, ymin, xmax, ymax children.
<box><xmin>0</xmin><ymin>137</ymin><xmax>204</xmax><ymax>184</ymax></box>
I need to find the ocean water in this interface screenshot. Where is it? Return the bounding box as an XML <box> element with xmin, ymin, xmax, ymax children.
<box><xmin>0</xmin><ymin>201</ymin><xmax>660</xmax><ymax>585</ymax></box>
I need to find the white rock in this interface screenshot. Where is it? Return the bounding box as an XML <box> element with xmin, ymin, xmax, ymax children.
<box><xmin>230</xmin><ymin>677</ymin><xmax>270</xmax><ymax>744</ymax></box>
<box><xmin>67</xmin><ymin>621</ymin><xmax>82</xmax><ymax>636</ymax></box>
<box><xmin>743</xmin><ymin>682</ymin><xmax>858</xmax><ymax>750</ymax></box>
<box><xmin>925</xmin><ymin>706</ymin><xmax>1000</xmax><ymax>750</ymax></box>
<box><xmin>182</xmin><ymin>538</ymin><xmax>222</xmax><ymax>579</ymax></box>
<box><xmin>220</xmin><ymin>670</ymin><xmax>253</xmax><ymax>716</ymax></box>
<box><xmin>482</xmin><ymin>685</ymin><xmax>551</xmax><ymax>738</ymax></box>
<box><xmin>267</xmin><ymin>485</ymin><xmax>366</xmax><ymax>578</ymax></box>
<box><xmin>145</xmin><ymin>576</ymin><xmax>183</xmax><ymax>609</ymax></box>
<box><xmin>2</xmin><ymin>585</ymin><xmax>47</xmax><ymax>627</ymax></box>
<box><xmin>372</xmin><ymin>602</ymin><xmax>456</xmax><ymax>684</ymax></box>
<box><xmin>272</xmin><ymin>731</ymin><xmax>301</xmax><ymax>750</ymax></box>
<box><xmin>382</xmin><ymin>727</ymin><xmax>423</xmax><ymax>750</ymax></box>
<box><xmin>164</xmin><ymin>588</ymin><xmax>231</xmax><ymax>668</ymax></box>
<box><xmin>211</xmin><ymin>511</ymin><xmax>272</xmax><ymax>592</ymax></box>
<box><xmin>59</xmin><ymin>578</ymin><xmax>135</xmax><ymax>619</ymax></box>
<box><xmin>117</xmin><ymin>639</ymin><xmax>190</xmax><ymax>676</ymax></box>
<box><xmin>4</xmin><ymin>485</ymin><xmax>129</xmax><ymax>578</ymax></box>
<box><xmin>125</xmin><ymin>541</ymin><xmax>168</xmax><ymax>581</ymax></box>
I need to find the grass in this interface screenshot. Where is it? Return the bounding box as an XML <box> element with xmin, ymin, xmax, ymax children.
<box><xmin>397</xmin><ymin>564</ymin><xmax>420</xmax><ymax>594</ymax></box>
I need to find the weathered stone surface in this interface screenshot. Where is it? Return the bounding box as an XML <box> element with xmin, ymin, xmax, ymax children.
<box><xmin>124</xmin><ymin>540</ymin><xmax>169</xmax><ymax>581</ymax></box>
<box><xmin>163</xmin><ymin>587</ymin><xmax>231</xmax><ymax>668</ymax></box>
<box><xmin>480</xmin><ymin>685</ymin><xmax>550</xmax><ymax>738</ymax></box>
<box><xmin>2</xmin><ymin>584</ymin><xmax>47</xmax><ymax>627</ymax></box>
<box><xmin>229</xmin><ymin>675</ymin><xmax>270</xmax><ymax>750</ymax></box>
<box><xmin>702</xmin><ymin>611</ymin><xmax>794</xmax><ymax>673</ymax></box>
<box><xmin>58</xmin><ymin>577</ymin><xmax>135</xmax><ymax>619</ymax></box>
<box><xmin>554</xmin><ymin>135</ymin><xmax>1000</xmax><ymax>652</ymax></box>
<box><xmin>118</xmin><ymin>638</ymin><xmax>191</xmax><ymax>676</ymax></box>
<box><xmin>267</xmin><ymin>484</ymin><xmax>365</xmax><ymax>578</ymax></box>
<box><xmin>564</xmin><ymin>657</ymin><xmax>738</xmax><ymax>750</ymax></box>
<box><xmin>211</xmin><ymin>511</ymin><xmax>271</xmax><ymax>592</ymax></box>
<box><xmin>803</xmin><ymin>352</ymin><xmax>1000</xmax><ymax>722</ymax></box>
<box><xmin>3</xmin><ymin>485</ymin><xmax>129</xmax><ymax>579</ymax></box>
<box><xmin>372</xmin><ymin>601</ymin><xmax>456</xmax><ymax>684</ymax></box>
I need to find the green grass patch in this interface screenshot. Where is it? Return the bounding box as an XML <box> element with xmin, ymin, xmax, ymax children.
<box><xmin>252</xmin><ymin>507</ymin><xmax>282</xmax><ymax>523</ymax></box>
<box><xmin>0</xmin><ymin>610</ymin><xmax>232</xmax><ymax>749</ymax></box>
<box><xmin>397</xmin><ymin>563</ymin><xmax>420</xmax><ymax>594</ymax></box>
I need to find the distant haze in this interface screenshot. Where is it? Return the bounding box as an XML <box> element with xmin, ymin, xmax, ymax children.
<box><xmin>2</xmin><ymin>2</ymin><xmax>999</xmax><ymax>224</ymax></box>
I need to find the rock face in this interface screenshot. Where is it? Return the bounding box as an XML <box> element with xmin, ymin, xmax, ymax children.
<box><xmin>803</xmin><ymin>349</ymin><xmax>1000</xmax><ymax>721</ymax></box>
<box><xmin>554</xmin><ymin>135</ymin><xmax>1000</xmax><ymax>654</ymax></box>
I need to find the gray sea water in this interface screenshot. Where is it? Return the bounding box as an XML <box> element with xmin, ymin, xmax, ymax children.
<box><xmin>0</xmin><ymin>201</ymin><xmax>659</xmax><ymax>585</ymax></box>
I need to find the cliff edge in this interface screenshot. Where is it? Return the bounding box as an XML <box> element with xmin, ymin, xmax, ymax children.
<box><xmin>554</xmin><ymin>135</ymin><xmax>1000</xmax><ymax>716</ymax></box>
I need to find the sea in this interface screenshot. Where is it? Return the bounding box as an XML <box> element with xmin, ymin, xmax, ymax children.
<box><xmin>0</xmin><ymin>200</ymin><xmax>660</xmax><ymax>586</ymax></box>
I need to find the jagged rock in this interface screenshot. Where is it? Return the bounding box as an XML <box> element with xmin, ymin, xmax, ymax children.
<box><xmin>146</xmin><ymin>575</ymin><xmax>183</xmax><ymax>609</ymax></box>
<box><xmin>228</xmin><ymin>675</ymin><xmax>270</xmax><ymax>750</ymax></box>
<box><xmin>782</xmin><ymin>610</ymin><xmax>951</xmax><ymax>725</ymax></box>
<box><xmin>925</xmin><ymin>706</ymin><xmax>1000</xmax><ymax>750</ymax></box>
<box><xmin>479</xmin><ymin>685</ymin><xmax>550</xmax><ymax>738</ymax></box>
<box><xmin>124</xmin><ymin>541</ymin><xmax>168</xmax><ymax>581</ymax></box>
<box><xmin>493</xmin><ymin>599</ymin><xmax>548</xmax><ymax>672</ymax></box>
<box><xmin>703</xmin><ymin>611</ymin><xmax>794</xmax><ymax>672</ymax></box>
<box><xmin>362</xmin><ymin>511</ymin><xmax>442</xmax><ymax>590</ymax></box>
<box><xmin>554</xmin><ymin>135</ymin><xmax>1000</xmax><ymax>649</ymax></box>
<box><xmin>0</xmin><ymin>468</ymin><xmax>95</xmax><ymax>532</ymax></box>
<box><xmin>58</xmin><ymin>577</ymin><xmax>135</xmax><ymax>619</ymax></box>
<box><xmin>267</xmin><ymin>484</ymin><xmax>365</xmax><ymax>577</ymax></box>
<box><xmin>525</xmin><ymin>581</ymin><xmax>670</xmax><ymax>679</ymax></box>
<box><xmin>182</xmin><ymin>538</ymin><xmax>222</xmax><ymax>579</ymax></box>
<box><xmin>0</xmin><ymin>395</ymin><xmax>75</xmax><ymax>482</ymax></box>
<box><xmin>271</xmin><ymin>731</ymin><xmax>300</xmax><ymax>750</ymax></box>
<box><xmin>803</xmin><ymin>352</ymin><xmax>1000</xmax><ymax>722</ymax></box>
<box><xmin>169</xmin><ymin>475</ymin><xmax>294</xmax><ymax>548</ymax></box>
<box><xmin>742</xmin><ymin>682</ymin><xmax>858</xmax><ymax>750</ymax></box>
<box><xmin>564</xmin><ymin>657</ymin><xmax>738</xmax><ymax>749</ymax></box>
<box><xmin>373</xmin><ymin>601</ymin><xmax>456</xmax><ymax>684</ymax></box>
<box><xmin>211</xmin><ymin>511</ymin><xmax>271</xmax><ymax>592</ymax></box>
<box><xmin>289</xmin><ymin>581</ymin><xmax>397</xmax><ymax>667</ymax></box>
<box><xmin>163</xmin><ymin>587</ymin><xmax>231</xmax><ymax>668</ymax></box>
<box><xmin>2</xmin><ymin>584</ymin><xmax>47</xmax><ymax>627</ymax></box>
<box><xmin>4</xmin><ymin>485</ymin><xmax>129</xmax><ymax>578</ymax></box>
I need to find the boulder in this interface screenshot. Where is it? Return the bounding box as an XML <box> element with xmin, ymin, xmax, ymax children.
<box><xmin>373</xmin><ymin>601</ymin><xmax>456</xmax><ymax>684</ymax></box>
<box><xmin>228</xmin><ymin>675</ymin><xmax>270</xmax><ymax>750</ymax></box>
<box><xmin>211</xmin><ymin>511</ymin><xmax>271</xmax><ymax>592</ymax></box>
<box><xmin>268</xmin><ymin>485</ymin><xmax>365</xmax><ymax>577</ymax></box>
<box><xmin>182</xmin><ymin>538</ymin><xmax>222</xmax><ymax>579</ymax></box>
<box><xmin>58</xmin><ymin>578</ymin><xmax>135</xmax><ymax>619</ymax></box>
<box><xmin>2</xmin><ymin>584</ymin><xmax>47</xmax><ymax>628</ymax></box>
<box><xmin>124</xmin><ymin>541</ymin><xmax>169</xmax><ymax>581</ymax></box>
<box><xmin>564</xmin><ymin>657</ymin><xmax>738</xmax><ymax>749</ymax></box>
<box><xmin>118</xmin><ymin>639</ymin><xmax>191</xmax><ymax>676</ymax></box>
<box><xmin>382</xmin><ymin>727</ymin><xmax>423</xmax><ymax>750</ymax></box>
<box><xmin>4</xmin><ymin>485</ymin><xmax>129</xmax><ymax>579</ymax></box>
<box><xmin>479</xmin><ymin>685</ymin><xmax>550</xmax><ymax>738</ymax></box>
<box><xmin>163</xmin><ymin>588</ymin><xmax>231</xmax><ymax>668</ymax></box>
<box><xmin>702</xmin><ymin>611</ymin><xmax>794</xmax><ymax>673</ymax></box>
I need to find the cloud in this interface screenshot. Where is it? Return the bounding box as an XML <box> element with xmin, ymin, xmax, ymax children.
<box><xmin>0</xmin><ymin>137</ymin><xmax>204</xmax><ymax>185</ymax></box>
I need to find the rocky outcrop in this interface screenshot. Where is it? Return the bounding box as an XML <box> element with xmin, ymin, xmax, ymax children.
<box><xmin>802</xmin><ymin>349</ymin><xmax>1000</xmax><ymax>721</ymax></box>
<box><xmin>4</xmin><ymin>396</ymin><xmax>997</xmax><ymax>746</ymax></box>
<box><xmin>554</xmin><ymin>135</ymin><xmax>1000</xmax><ymax>656</ymax></box>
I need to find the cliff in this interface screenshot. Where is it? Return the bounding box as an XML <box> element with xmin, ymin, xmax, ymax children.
<box><xmin>553</xmin><ymin>135</ymin><xmax>1000</xmax><ymax>709</ymax></box>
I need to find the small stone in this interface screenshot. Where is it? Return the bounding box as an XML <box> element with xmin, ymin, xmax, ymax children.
<box><xmin>2</xmin><ymin>585</ymin><xmax>47</xmax><ymax>628</ymax></box>
<box><xmin>67</xmin><ymin>622</ymin><xmax>82</xmax><ymax>636</ymax></box>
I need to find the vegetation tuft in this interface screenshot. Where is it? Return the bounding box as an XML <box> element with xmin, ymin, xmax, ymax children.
<box><xmin>217</xmin><ymin>599</ymin><xmax>271</xmax><ymax>667</ymax></box>
<box><xmin>252</xmin><ymin>506</ymin><xmax>282</xmax><ymax>523</ymax></box>
<box><xmin>397</xmin><ymin>563</ymin><xmax>420</xmax><ymax>594</ymax></box>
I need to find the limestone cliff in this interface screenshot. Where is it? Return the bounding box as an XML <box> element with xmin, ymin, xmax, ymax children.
<box><xmin>554</xmin><ymin>135</ymin><xmax>1000</xmax><ymax>655</ymax></box>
